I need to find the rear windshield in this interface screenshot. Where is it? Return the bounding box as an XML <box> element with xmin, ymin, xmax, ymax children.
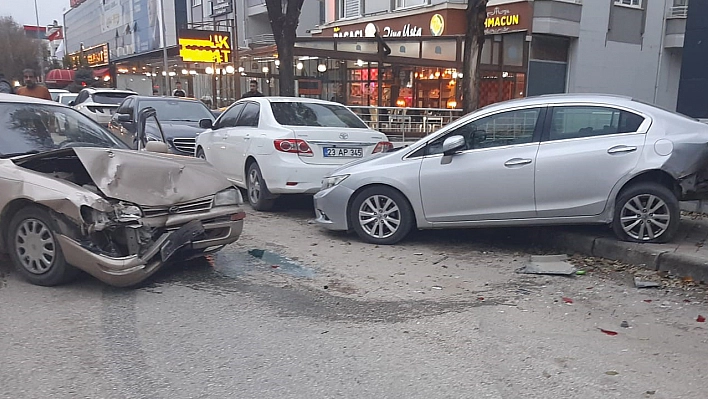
<box><xmin>270</xmin><ymin>102</ymin><xmax>368</xmax><ymax>128</ymax></box>
<box><xmin>92</xmin><ymin>92</ymin><xmax>134</xmax><ymax>105</ymax></box>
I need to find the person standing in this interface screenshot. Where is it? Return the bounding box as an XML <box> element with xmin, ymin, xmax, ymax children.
<box><xmin>241</xmin><ymin>80</ymin><xmax>264</xmax><ymax>98</ymax></box>
<box><xmin>16</xmin><ymin>69</ymin><xmax>51</xmax><ymax>100</ymax></box>
<box><xmin>172</xmin><ymin>81</ymin><xmax>186</xmax><ymax>97</ymax></box>
<box><xmin>0</xmin><ymin>72</ymin><xmax>14</xmax><ymax>94</ymax></box>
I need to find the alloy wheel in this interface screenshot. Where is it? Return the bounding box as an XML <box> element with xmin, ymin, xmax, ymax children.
<box><xmin>358</xmin><ymin>194</ymin><xmax>401</xmax><ymax>239</ymax></box>
<box><xmin>248</xmin><ymin>168</ymin><xmax>261</xmax><ymax>204</ymax></box>
<box><xmin>15</xmin><ymin>218</ymin><xmax>56</xmax><ymax>275</ymax></box>
<box><xmin>619</xmin><ymin>194</ymin><xmax>671</xmax><ymax>241</ymax></box>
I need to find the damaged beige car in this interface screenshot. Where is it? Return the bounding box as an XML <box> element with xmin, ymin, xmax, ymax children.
<box><xmin>0</xmin><ymin>94</ymin><xmax>245</xmax><ymax>287</ymax></box>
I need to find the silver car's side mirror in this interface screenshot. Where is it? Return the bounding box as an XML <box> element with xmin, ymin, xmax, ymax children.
<box><xmin>442</xmin><ymin>135</ymin><xmax>466</xmax><ymax>155</ymax></box>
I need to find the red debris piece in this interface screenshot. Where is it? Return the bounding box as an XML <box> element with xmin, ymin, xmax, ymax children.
<box><xmin>562</xmin><ymin>297</ymin><xmax>574</xmax><ymax>304</ymax></box>
<box><xmin>643</xmin><ymin>300</ymin><xmax>653</xmax><ymax>303</ymax></box>
<box><xmin>698</xmin><ymin>315</ymin><xmax>706</xmax><ymax>323</ymax></box>
<box><xmin>586</xmin><ymin>287</ymin><xmax>594</xmax><ymax>290</ymax></box>
<box><xmin>271</xmin><ymin>265</ymin><xmax>279</xmax><ymax>269</ymax></box>
<box><xmin>684</xmin><ymin>299</ymin><xmax>692</xmax><ymax>303</ymax></box>
<box><xmin>477</xmin><ymin>297</ymin><xmax>485</xmax><ymax>301</ymax></box>
<box><xmin>599</xmin><ymin>328</ymin><xmax>618</xmax><ymax>336</ymax></box>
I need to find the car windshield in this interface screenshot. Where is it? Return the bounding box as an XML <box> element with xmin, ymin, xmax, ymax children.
<box><xmin>92</xmin><ymin>92</ymin><xmax>134</xmax><ymax>105</ymax></box>
<box><xmin>270</xmin><ymin>102</ymin><xmax>368</xmax><ymax>128</ymax></box>
<box><xmin>138</xmin><ymin>99</ymin><xmax>214</xmax><ymax>122</ymax></box>
<box><xmin>0</xmin><ymin>102</ymin><xmax>129</xmax><ymax>158</ymax></box>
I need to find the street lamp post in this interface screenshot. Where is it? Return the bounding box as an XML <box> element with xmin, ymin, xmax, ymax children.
<box><xmin>33</xmin><ymin>0</ymin><xmax>44</xmax><ymax>80</ymax></box>
<box><xmin>160</xmin><ymin>0</ymin><xmax>170</xmax><ymax>95</ymax></box>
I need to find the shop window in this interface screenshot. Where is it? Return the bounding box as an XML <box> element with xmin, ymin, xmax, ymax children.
<box><xmin>338</xmin><ymin>0</ymin><xmax>361</xmax><ymax>19</ymax></box>
<box><xmin>395</xmin><ymin>0</ymin><xmax>427</xmax><ymax>10</ymax></box>
<box><xmin>503</xmin><ymin>33</ymin><xmax>524</xmax><ymax>67</ymax></box>
<box><xmin>530</xmin><ymin>35</ymin><xmax>569</xmax><ymax>62</ymax></box>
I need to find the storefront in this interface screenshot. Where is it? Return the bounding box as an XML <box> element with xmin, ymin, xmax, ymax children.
<box><xmin>235</xmin><ymin>1</ymin><xmax>534</xmax><ymax>109</ymax></box>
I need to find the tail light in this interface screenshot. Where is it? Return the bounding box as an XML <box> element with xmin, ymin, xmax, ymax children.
<box><xmin>274</xmin><ymin>139</ymin><xmax>313</xmax><ymax>156</ymax></box>
<box><xmin>372</xmin><ymin>141</ymin><xmax>394</xmax><ymax>154</ymax></box>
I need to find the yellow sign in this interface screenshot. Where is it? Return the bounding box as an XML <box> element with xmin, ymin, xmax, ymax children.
<box><xmin>484</xmin><ymin>14</ymin><xmax>520</xmax><ymax>29</ymax></box>
<box><xmin>179</xmin><ymin>30</ymin><xmax>232</xmax><ymax>63</ymax></box>
<box><xmin>68</xmin><ymin>43</ymin><xmax>109</xmax><ymax>67</ymax></box>
<box><xmin>430</xmin><ymin>14</ymin><xmax>444</xmax><ymax>36</ymax></box>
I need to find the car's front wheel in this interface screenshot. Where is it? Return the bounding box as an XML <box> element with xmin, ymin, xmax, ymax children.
<box><xmin>196</xmin><ymin>147</ymin><xmax>206</xmax><ymax>160</ymax></box>
<box><xmin>349</xmin><ymin>186</ymin><xmax>414</xmax><ymax>245</ymax></box>
<box><xmin>246</xmin><ymin>162</ymin><xmax>276</xmax><ymax>211</ymax></box>
<box><xmin>8</xmin><ymin>206</ymin><xmax>79</xmax><ymax>286</ymax></box>
<box><xmin>612</xmin><ymin>183</ymin><xmax>679</xmax><ymax>243</ymax></box>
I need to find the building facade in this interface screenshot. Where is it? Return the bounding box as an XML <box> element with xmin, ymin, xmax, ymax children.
<box><xmin>298</xmin><ymin>0</ymin><xmax>690</xmax><ymax>110</ymax></box>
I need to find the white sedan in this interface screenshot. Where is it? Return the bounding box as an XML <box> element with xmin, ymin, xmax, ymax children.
<box><xmin>195</xmin><ymin>97</ymin><xmax>392</xmax><ymax>211</ymax></box>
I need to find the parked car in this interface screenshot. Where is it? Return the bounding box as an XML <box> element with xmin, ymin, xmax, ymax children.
<box><xmin>57</xmin><ymin>92</ymin><xmax>78</xmax><ymax>105</ymax></box>
<box><xmin>314</xmin><ymin>94</ymin><xmax>708</xmax><ymax>245</ymax></box>
<box><xmin>48</xmin><ymin>88</ymin><xmax>70</xmax><ymax>102</ymax></box>
<box><xmin>108</xmin><ymin>95</ymin><xmax>215</xmax><ymax>155</ymax></box>
<box><xmin>71</xmin><ymin>88</ymin><xmax>137</xmax><ymax>126</ymax></box>
<box><xmin>0</xmin><ymin>94</ymin><xmax>245</xmax><ymax>287</ymax></box>
<box><xmin>196</xmin><ymin>97</ymin><xmax>392</xmax><ymax>211</ymax></box>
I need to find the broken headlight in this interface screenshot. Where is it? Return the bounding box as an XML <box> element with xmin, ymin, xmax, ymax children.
<box><xmin>113</xmin><ymin>202</ymin><xmax>143</xmax><ymax>222</ymax></box>
<box><xmin>213</xmin><ymin>187</ymin><xmax>242</xmax><ymax>206</ymax></box>
<box><xmin>321</xmin><ymin>175</ymin><xmax>349</xmax><ymax>190</ymax></box>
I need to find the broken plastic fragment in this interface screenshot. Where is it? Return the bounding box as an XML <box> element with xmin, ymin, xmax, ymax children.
<box><xmin>620</xmin><ymin>321</ymin><xmax>629</xmax><ymax>328</ymax></box>
<box><xmin>634</xmin><ymin>277</ymin><xmax>661</xmax><ymax>288</ymax></box>
<box><xmin>519</xmin><ymin>255</ymin><xmax>577</xmax><ymax>275</ymax></box>
<box><xmin>562</xmin><ymin>297</ymin><xmax>573</xmax><ymax>304</ymax></box>
<box><xmin>599</xmin><ymin>328</ymin><xmax>618</xmax><ymax>336</ymax></box>
<box><xmin>698</xmin><ymin>315</ymin><xmax>706</xmax><ymax>323</ymax></box>
<box><xmin>643</xmin><ymin>299</ymin><xmax>653</xmax><ymax>303</ymax></box>
<box><xmin>605</xmin><ymin>370</ymin><xmax>619</xmax><ymax>376</ymax></box>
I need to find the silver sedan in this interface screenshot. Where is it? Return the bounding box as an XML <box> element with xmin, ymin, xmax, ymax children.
<box><xmin>314</xmin><ymin>94</ymin><xmax>708</xmax><ymax>245</ymax></box>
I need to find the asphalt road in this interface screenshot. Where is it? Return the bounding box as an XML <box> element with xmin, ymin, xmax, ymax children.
<box><xmin>1</xmin><ymin>199</ymin><xmax>707</xmax><ymax>399</ymax></box>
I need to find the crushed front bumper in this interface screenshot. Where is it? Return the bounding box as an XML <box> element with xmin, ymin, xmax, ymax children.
<box><xmin>58</xmin><ymin>208</ymin><xmax>245</xmax><ymax>287</ymax></box>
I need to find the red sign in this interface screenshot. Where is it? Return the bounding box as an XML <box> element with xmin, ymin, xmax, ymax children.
<box><xmin>70</xmin><ymin>0</ymin><xmax>87</xmax><ymax>8</ymax></box>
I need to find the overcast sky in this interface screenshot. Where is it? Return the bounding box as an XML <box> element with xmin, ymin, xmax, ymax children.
<box><xmin>0</xmin><ymin>0</ymin><xmax>70</xmax><ymax>27</ymax></box>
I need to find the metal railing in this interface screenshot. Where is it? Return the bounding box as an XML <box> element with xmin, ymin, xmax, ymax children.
<box><xmin>347</xmin><ymin>106</ymin><xmax>464</xmax><ymax>143</ymax></box>
<box><xmin>667</xmin><ymin>5</ymin><xmax>688</xmax><ymax>17</ymax></box>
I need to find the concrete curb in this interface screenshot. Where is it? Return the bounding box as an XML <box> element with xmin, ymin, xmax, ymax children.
<box><xmin>535</xmin><ymin>228</ymin><xmax>708</xmax><ymax>283</ymax></box>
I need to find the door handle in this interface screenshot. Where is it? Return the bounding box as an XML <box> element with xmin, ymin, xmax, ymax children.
<box><xmin>504</xmin><ymin>158</ymin><xmax>532</xmax><ymax>167</ymax></box>
<box><xmin>607</xmin><ymin>145</ymin><xmax>637</xmax><ymax>154</ymax></box>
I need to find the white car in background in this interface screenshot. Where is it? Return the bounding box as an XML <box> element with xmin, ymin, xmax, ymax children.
<box><xmin>195</xmin><ymin>97</ymin><xmax>392</xmax><ymax>211</ymax></box>
<box><xmin>48</xmin><ymin>88</ymin><xmax>69</xmax><ymax>102</ymax></box>
<box><xmin>71</xmin><ymin>88</ymin><xmax>137</xmax><ymax>126</ymax></box>
<box><xmin>57</xmin><ymin>92</ymin><xmax>78</xmax><ymax>105</ymax></box>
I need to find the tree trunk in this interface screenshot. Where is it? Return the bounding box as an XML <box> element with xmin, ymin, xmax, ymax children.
<box><xmin>462</xmin><ymin>0</ymin><xmax>488</xmax><ymax>114</ymax></box>
<box><xmin>265</xmin><ymin>0</ymin><xmax>304</xmax><ymax>97</ymax></box>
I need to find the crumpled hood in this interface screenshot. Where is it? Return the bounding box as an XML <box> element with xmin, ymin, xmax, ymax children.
<box><xmin>73</xmin><ymin>147</ymin><xmax>231</xmax><ymax>206</ymax></box>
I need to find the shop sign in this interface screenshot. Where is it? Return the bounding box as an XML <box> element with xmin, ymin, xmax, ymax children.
<box><xmin>429</xmin><ymin>14</ymin><xmax>445</xmax><ymax>37</ymax></box>
<box><xmin>179</xmin><ymin>29</ymin><xmax>232</xmax><ymax>63</ymax></box>
<box><xmin>484</xmin><ymin>3</ymin><xmax>532</xmax><ymax>35</ymax></box>
<box><xmin>334</xmin><ymin>22</ymin><xmax>423</xmax><ymax>38</ymax></box>
<box><xmin>68</xmin><ymin>43</ymin><xmax>110</xmax><ymax>67</ymax></box>
<box><xmin>381</xmin><ymin>23</ymin><xmax>422</xmax><ymax>38</ymax></box>
<box><xmin>70</xmin><ymin>0</ymin><xmax>87</xmax><ymax>8</ymax></box>
<box><xmin>211</xmin><ymin>0</ymin><xmax>233</xmax><ymax>17</ymax></box>
<box><xmin>333</xmin><ymin>27</ymin><xmax>363</xmax><ymax>38</ymax></box>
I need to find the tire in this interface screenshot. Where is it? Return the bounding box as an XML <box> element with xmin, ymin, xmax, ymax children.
<box><xmin>349</xmin><ymin>186</ymin><xmax>414</xmax><ymax>245</ymax></box>
<box><xmin>7</xmin><ymin>206</ymin><xmax>79</xmax><ymax>286</ymax></box>
<box><xmin>612</xmin><ymin>183</ymin><xmax>680</xmax><ymax>243</ymax></box>
<box><xmin>246</xmin><ymin>162</ymin><xmax>276</xmax><ymax>211</ymax></box>
<box><xmin>196</xmin><ymin>148</ymin><xmax>206</xmax><ymax>160</ymax></box>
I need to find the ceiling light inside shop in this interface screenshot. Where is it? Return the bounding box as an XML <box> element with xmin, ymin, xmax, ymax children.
<box><xmin>162</xmin><ymin>71</ymin><xmax>167</xmax><ymax>76</ymax></box>
<box><xmin>296</xmin><ymin>62</ymin><xmax>303</xmax><ymax>70</ymax></box>
<box><xmin>317</xmin><ymin>64</ymin><xmax>327</xmax><ymax>73</ymax></box>
<box><xmin>262</xmin><ymin>66</ymin><xmax>269</xmax><ymax>73</ymax></box>
<box><xmin>225</xmin><ymin>65</ymin><xmax>235</xmax><ymax>74</ymax></box>
<box><xmin>274</xmin><ymin>60</ymin><xmax>280</xmax><ymax>67</ymax></box>
<box><xmin>103</xmin><ymin>76</ymin><xmax>111</xmax><ymax>81</ymax></box>
<box><xmin>435</xmin><ymin>71</ymin><xmax>440</xmax><ymax>78</ymax></box>
<box><xmin>356</xmin><ymin>59</ymin><xmax>364</xmax><ymax>67</ymax></box>
<box><xmin>182</xmin><ymin>69</ymin><xmax>188</xmax><ymax>75</ymax></box>
<box><xmin>457</xmin><ymin>72</ymin><xmax>463</xmax><ymax>78</ymax></box>
<box><xmin>170</xmin><ymin>72</ymin><xmax>177</xmax><ymax>76</ymax></box>
<box><xmin>189</xmin><ymin>70</ymin><xmax>197</xmax><ymax>75</ymax></box>
<box><xmin>205</xmin><ymin>66</ymin><xmax>214</xmax><ymax>75</ymax></box>
<box><xmin>238</xmin><ymin>66</ymin><xmax>245</xmax><ymax>72</ymax></box>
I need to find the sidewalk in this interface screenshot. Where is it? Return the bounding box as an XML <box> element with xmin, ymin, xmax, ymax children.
<box><xmin>537</xmin><ymin>212</ymin><xmax>708</xmax><ymax>283</ymax></box>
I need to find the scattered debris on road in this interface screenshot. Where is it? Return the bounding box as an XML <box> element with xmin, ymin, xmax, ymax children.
<box><xmin>599</xmin><ymin>328</ymin><xmax>619</xmax><ymax>336</ymax></box>
<box><xmin>698</xmin><ymin>315</ymin><xmax>706</xmax><ymax>322</ymax></box>
<box><xmin>621</xmin><ymin>321</ymin><xmax>630</xmax><ymax>328</ymax></box>
<box><xmin>605</xmin><ymin>370</ymin><xmax>620</xmax><ymax>376</ymax></box>
<box><xmin>518</xmin><ymin>255</ymin><xmax>577</xmax><ymax>275</ymax></box>
<box><xmin>562</xmin><ymin>297</ymin><xmax>574</xmax><ymax>304</ymax></box>
<box><xmin>635</xmin><ymin>278</ymin><xmax>662</xmax><ymax>288</ymax></box>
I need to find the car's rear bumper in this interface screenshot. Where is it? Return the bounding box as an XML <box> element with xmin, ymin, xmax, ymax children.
<box><xmin>57</xmin><ymin>211</ymin><xmax>245</xmax><ymax>287</ymax></box>
<box><xmin>259</xmin><ymin>156</ymin><xmax>340</xmax><ymax>195</ymax></box>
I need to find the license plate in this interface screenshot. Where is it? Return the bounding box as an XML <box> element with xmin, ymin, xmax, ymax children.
<box><xmin>323</xmin><ymin>147</ymin><xmax>363</xmax><ymax>158</ymax></box>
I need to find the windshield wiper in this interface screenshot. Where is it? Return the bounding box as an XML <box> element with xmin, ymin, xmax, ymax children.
<box><xmin>0</xmin><ymin>150</ymin><xmax>41</xmax><ymax>159</ymax></box>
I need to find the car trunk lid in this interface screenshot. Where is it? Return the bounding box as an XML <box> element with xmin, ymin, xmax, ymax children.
<box><xmin>288</xmin><ymin>126</ymin><xmax>388</xmax><ymax>165</ymax></box>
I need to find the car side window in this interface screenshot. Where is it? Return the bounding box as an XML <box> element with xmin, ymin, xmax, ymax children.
<box><xmin>75</xmin><ymin>91</ymin><xmax>89</xmax><ymax>104</ymax></box>
<box><xmin>217</xmin><ymin>103</ymin><xmax>245</xmax><ymax>129</ymax></box>
<box><xmin>236</xmin><ymin>103</ymin><xmax>260</xmax><ymax>127</ymax></box>
<box><xmin>117</xmin><ymin>98</ymin><xmax>133</xmax><ymax>116</ymax></box>
<box><xmin>548</xmin><ymin>106</ymin><xmax>645</xmax><ymax>141</ymax></box>
<box><xmin>426</xmin><ymin>108</ymin><xmax>540</xmax><ymax>155</ymax></box>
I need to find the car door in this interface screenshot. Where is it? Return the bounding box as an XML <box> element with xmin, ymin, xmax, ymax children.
<box><xmin>534</xmin><ymin>105</ymin><xmax>648</xmax><ymax>217</ymax></box>
<box><xmin>224</xmin><ymin>102</ymin><xmax>260</xmax><ymax>184</ymax></box>
<box><xmin>418</xmin><ymin>107</ymin><xmax>544</xmax><ymax>223</ymax></box>
<box><xmin>108</xmin><ymin>98</ymin><xmax>135</xmax><ymax>147</ymax></box>
<box><xmin>207</xmin><ymin>103</ymin><xmax>246</xmax><ymax>178</ymax></box>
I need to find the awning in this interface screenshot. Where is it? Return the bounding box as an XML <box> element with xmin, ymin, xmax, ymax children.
<box><xmin>93</xmin><ymin>67</ymin><xmax>110</xmax><ymax>77</ymax></box>
<box><xmin>45</xmin><ymin>69</ymin><xmax>75</xmax><ymax>85</ymax></box>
